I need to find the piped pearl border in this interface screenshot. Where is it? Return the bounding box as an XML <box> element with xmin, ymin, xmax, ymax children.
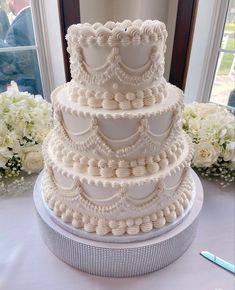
<box><xmin>69</xmin><ymin>79</ymin><xmax>167</xmax><ymax>110</ymax></box>
<box><xmin>52</xmin><ymin>83</ymin><xmax>184</xmax><ymax>119</ymax></box>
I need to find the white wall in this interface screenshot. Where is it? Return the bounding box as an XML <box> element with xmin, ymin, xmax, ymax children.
<box><xmin>79</xmin><ymin>0</ymin><xmax>113</xmax><ymax>24</ymax></box>
<box><xmin>165</xmin><ymin>0</ymin><xmax>178</xmax><ymax>80</ymax></box>
<box><xmin>79</xmin><ymin>0</ymin><xmax>178</xmax><ymax>80</ymax></box>
<box><xmin>112</xmin><ymin>0</ymin><xmax>169</xmax><ymax>22</ymax></box>
<box><xmin>80</xmin><ymin>0</ymin><xmax>169</xmax><ymax>23</ymax></box>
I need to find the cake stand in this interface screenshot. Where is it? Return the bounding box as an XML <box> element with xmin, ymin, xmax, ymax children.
<box><xmin>34</xmin><ymin>169</ymin><xmax>203</xmax><ymax>277</ymax></box>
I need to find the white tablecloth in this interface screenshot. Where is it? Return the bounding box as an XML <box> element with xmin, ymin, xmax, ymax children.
<box><xmin>0</xmin><ymin>176</ymin><xmax>234</xmax><ymax>290</ymax></box>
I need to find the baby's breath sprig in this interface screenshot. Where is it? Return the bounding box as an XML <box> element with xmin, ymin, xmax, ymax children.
<box><xmin>196</xmin><ymin>161</ymin><xmax>235</xmax><ymax>187</ymax></box>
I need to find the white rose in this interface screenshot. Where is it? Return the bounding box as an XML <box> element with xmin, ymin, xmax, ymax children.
<box><xmin>22</xmin><ymin>151</ymin><xmax>44</xmax><ymax>173</ymax></box>
<box><xmin>188</xmin><ymin>118</ymin><xmax>201</xmax><ymax>132</ymax></box>
<box><xmin>193</xmin><ymin>142</ymin><xmax>221</xmax><ymax>168</ymax></box>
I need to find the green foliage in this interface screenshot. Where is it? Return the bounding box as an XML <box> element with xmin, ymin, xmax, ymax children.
<box><xmin>219</xmin><ymin>31</ymin><xmax>234</xmax><ymax>75</ymax></box>
<box><xmin>219</xmin><ymin>52</ymin><xmax>234</xmax><ymax>75</ymax></box>
<box><xmin>225</xmin><ymin>22</ymin><xmax>235</xmax><ymax>32</ymax></box>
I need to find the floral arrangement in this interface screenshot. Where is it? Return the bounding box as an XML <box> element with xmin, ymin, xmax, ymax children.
<box><xmin>183</xmin><ymin>102</ymin><xmax>235</xmax><ymax>187</ymax></box>
<box><xmin>0</xmin><ymin>89</ymin><xmax>53</xmax><ymax>194</ymax></box>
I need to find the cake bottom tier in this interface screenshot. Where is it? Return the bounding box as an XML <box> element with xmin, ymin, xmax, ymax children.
<box><xmin>42</xmin><ymin>167</ymin><xmax>195</xmax><ymax>243</ymax></box>
<box><xmin>34</xmin><ymin>169</ymin><xmax>203</xmax><ymax>277</ymax></box>
<box><xmin>42</xmin><ymin>162</ymin><xmax>194</xmax><ymax>238</ymax></box>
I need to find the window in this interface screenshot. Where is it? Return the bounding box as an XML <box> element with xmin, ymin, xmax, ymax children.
<box><xmin>0</xmin><ymin>0</ymin><xmax>47</xmax><ymax>97</ymax></box>
<box><xmin>210</xmin><ymin>0</ymin><xmax>235</xmax><ymax>107</ymax></box>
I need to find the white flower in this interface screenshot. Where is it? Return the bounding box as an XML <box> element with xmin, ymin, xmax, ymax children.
<box><xmin>0</xmin><ymin>154</ymin><xmax>8</xmax><ymax>168</ymax></box>
<box><xmin>0</xmin><ymin>147</ymin><xmax>13</xmax><ymax>158</ymax></box>
<box><xmin>34</xmin><ymin>128</ymin><xmax>50</xmax><ymax>143</ymax></box>
<box><xmin>219</xmin><ymin>128</ymin><xmax>227</xmax><ymax>138</ymax></box>
<box><xmin>183</xmin><ymin>102</ymin><xmax>235</xmax><ymax>163</ymax></box>
<box><xmin>22</xmin><ymin>144</ymin><xmax>42</xmax><ymax>154</ymax></box>
<box><xmin>189</xmin><ymin>117</ymin><xmax>201</xmax><ymax>129</ymax></box>
<box><xmin>22</xmin><ymin>150</ymin><xmax>44</xmax><ymax>173</ymax></box>
<box><xmin>0</xmin><ymin>147</ymin><xmax>13</xmax><ymax>168</ymax></box>
<box><xmin>193</xmin><ymin>142</ymin><xmax>221</xmax><ymax>168</ymax></box>
<box><xmin>0</xmin><ymin>90</ymin><xmax>52</xmax><ymax>176</ymax></box>
<box><xmin>222</xmin><ymin>142</ymin><xmax>235</xmax><ymax>162</ymax></box>
<box><xmin>194</xmin><ymin>103</ymin><xmax>219</xmax><ymax>118</ymax></box>
<box><xmin>0</xmin><ymin>122</ymin><xmax>8</xmax><ymax>146</ymax></box>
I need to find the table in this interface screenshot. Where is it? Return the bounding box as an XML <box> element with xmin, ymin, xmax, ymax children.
<box><xmin>0</xmin><ymin>176</ymin><xmax>234</xmax><ymax>290</ymax></box>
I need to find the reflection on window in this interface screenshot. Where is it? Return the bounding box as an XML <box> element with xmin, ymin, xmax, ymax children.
<box><xmin>210</xmin><ymin>0</ymin><xmax>235</xmax><ymax>108</ymax></box>
<box><xmin>0</xmin><ymin>0</ymin><xmax>43</xmax><ymax>96</ymax></box>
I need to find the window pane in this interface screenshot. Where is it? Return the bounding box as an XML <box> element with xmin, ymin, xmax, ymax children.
<box><xmin>221</xmin><ymin>0</ymin><xmax>235</xmax><ymax>51</ymax></box>
<box><xmin>210</xmin><ymin>0</ymin><xmax>235</xmax><ymax>107</ymax></box>
<box><xmin>0</xmin><ymin>0</ymin><xmax>43</xmax><ymax>96</ymax></box>
<box><xmin>210</xmin><ymin>51</ymin><xmax>235</xmax><ymax>106</ymax></box>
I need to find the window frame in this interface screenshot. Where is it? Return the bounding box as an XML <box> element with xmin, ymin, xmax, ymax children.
<box><xmin>195</xmin><ymin>0</ymin><xmax>230</xmax><ymax>103</ymax></box>
<box><xmin>31</xmin><ymin>0</ymin><xmax>54</xmax><ymax>100</ymax></box>
<box><xmin>0</xmin><ymin>0</ymin><xmax>54</xmax><ymax>101</ymax></box>
<box><xmin>169</xmin><ymin>0</ymin><xmax>198</xmax><ymax>90</ymax></box>
<box><xmin>58</xmin><ymin>0</ymin><xmax>80</xmax><ymax>82</ymax></box>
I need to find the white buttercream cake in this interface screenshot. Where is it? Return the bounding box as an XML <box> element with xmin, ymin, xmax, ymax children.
<box><xmin>42</xmin><ymin>19</ymin><xmax>194</xmax><ymax>237</ymax></box>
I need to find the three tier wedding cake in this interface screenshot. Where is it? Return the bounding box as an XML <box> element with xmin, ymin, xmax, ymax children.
<box><xmin>41</xmin><ymin>19</ymin><xmax>195</xmax><ymax>239</ymax></box>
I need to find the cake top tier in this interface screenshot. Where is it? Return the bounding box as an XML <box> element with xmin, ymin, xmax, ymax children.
<box><xmin>66</xmin><ymin>19</ymin><xmax>168</xmax><ymax>104</ymax></box>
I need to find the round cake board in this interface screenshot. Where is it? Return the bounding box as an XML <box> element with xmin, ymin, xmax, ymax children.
<box><xmin>34</xmin><ymin>169</ymin><xmax>203</xmax><ymax>278</ymax></box>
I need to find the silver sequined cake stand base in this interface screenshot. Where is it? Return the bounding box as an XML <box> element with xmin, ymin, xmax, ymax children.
<box><xmin>34</xmin><ymin>169</ymin><xmax>203</xmax><ymax>278</ymax></box>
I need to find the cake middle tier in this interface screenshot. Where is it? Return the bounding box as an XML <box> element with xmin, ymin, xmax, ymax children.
<box><xmin>43</xmin><ymin>128</ymin><xmax>193</xmax><ymax>183</ymax></box>
<box><xmin>52</xmin><ymin>83</ymin><xmax>184</xmax><ymax>170</ymax></box>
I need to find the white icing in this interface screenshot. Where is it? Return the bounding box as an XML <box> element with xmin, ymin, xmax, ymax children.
<box><xmin>66</xmin><ymin>20</ymin><xmax>167</xmax><ymax>92</ymax></box>
<box><xmin>52</xmin><ymin>92</ymin><xmax>183</xmax><ymax>161</ymax></box>
<box><xmin>42</xmin><ymin>166</ymin><xmax>194</xmax><ymax>235</ymax></box>
<box><xmin>42</xmin><ymin>20</ymin><xmax>195</xmax><ymax>237</ymax></box>
<box><xmin>69</xmin><ymin>81</ymin><xmax>167</xmax><ymax>110</ymax></box>
<box><xmin>43</xmin><ymin>130</ymin><xmax>192</xmax><ymax>181</ymax></box>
